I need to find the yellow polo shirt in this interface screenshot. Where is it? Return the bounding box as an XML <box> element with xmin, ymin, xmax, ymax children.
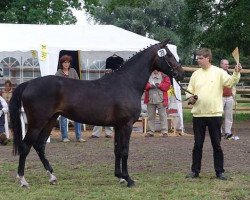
<box><xmin>187</xmin><ymin>65</ymin><xmax>240</xmax><ymax>117</ymax></box>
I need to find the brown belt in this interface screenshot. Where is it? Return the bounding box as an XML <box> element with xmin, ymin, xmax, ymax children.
<box><xmin>223</xmin><ymin>95</ymin><xmax>232</xmax><ymax>97</ymax></box>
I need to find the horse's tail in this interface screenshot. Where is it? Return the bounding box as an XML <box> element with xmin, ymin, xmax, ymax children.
<box><xmin>9</xmin><ymin>81</ymin><xmax>29</xmax><ymax>156</ymax></box>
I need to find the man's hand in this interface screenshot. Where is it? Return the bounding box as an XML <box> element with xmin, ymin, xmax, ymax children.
<box><xmin>188</xmin><ymin>95</ymin><xmax>198</xmax><ymax>105</ymax></box>
<box><xmin>235</xmin><ymin>63</ymin><xmax>242</xmax><ymax>73</ymax></box>
<box><xmin>151</xmin><ymin>84</ymin><xmax>157</xmax><ymax>89</ymax></box>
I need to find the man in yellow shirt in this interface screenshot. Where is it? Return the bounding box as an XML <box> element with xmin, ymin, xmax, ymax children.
<box><xmin>186</xmin><ymin>48</ymin><xmax>241</xmax><ymax>180</ymax></box>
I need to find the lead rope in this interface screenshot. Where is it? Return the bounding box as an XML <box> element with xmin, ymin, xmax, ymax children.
<box><xmin>171</xmin><ymin>78</ymin><xmax>197</xmax><ymax>103</ymax></box>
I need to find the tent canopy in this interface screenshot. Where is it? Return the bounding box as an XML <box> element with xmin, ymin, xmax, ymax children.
<box><xmin>0</xmin><ymin>23</ymin><xmax>160</xmax><ymax>76</ymax></box>
<box><xmin>0</xmin><ymin>23</ymin><xmax>158</xmax><ymax>52</ymax></box>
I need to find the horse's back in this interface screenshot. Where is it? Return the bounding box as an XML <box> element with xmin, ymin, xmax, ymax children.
<box><xmin>21</xmin><ymin>76</ymin><xmax>62</xmax><ymax>116</ymax></box>
<box><xmin>21</xmin><ymin>75</ymin><xmax>141</xmax><ymax>125</ymax></box>
<box><xmin>22</xmin><ymin>76</ymin><xmax>61</xmax><ymax>101</ymax></box>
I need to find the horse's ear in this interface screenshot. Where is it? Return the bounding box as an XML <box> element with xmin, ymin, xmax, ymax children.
<box><xmin>160</xmin><ymin>39</ymin><xmax>170</xmax><ymax>47</ymax></box>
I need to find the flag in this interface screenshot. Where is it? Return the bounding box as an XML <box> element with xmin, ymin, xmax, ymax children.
<box><xmin>40</xmin><ymin>44</ymin><xmax>48</xmax><ymax>61</ymax></box>
<box><xmin>31</xmin><ymin>50</ymin><xmax>37</xmax><ymax>58</ymax></box>
<box><xmin>232</xmin><ymin>47</ymin><xmax>239</xmax><ymax>64</ymax></box>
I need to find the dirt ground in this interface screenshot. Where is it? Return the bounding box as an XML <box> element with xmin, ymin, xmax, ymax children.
<box><xmin>1</xmin><ymin>121</ymin><xmax>249</xmax><ymax>175</ymax></box>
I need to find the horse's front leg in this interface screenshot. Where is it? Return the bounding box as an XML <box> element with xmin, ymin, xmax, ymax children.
<box><xmin>114</xmin><ymin>128</ymin><xmax>123</xmax><ymax>182</ymax></box>
<box><xmin>121</xmin><ymin>125</ymin><xmax>135</xmax><ymax>187</ymax></box>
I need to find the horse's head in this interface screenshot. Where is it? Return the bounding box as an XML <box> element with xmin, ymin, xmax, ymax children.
<box><xmin>153</xmin><ymin>39</ymin><xmax>184</xmax><ymax>81</ymax></box>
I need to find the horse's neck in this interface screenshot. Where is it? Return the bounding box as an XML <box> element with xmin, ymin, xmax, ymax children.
<box><xmin>121</xmin><ymin>50</ymin><xmax>154</xmax><ymax>95</ymax></box>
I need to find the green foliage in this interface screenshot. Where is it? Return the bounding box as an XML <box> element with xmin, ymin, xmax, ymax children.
<box><xmin>0</xmin><ymin>0</ymin><xmax>82</xmax><ymax>24</ymax></box>
<box><xmin>180</xmin><ymin>0</ymin><xmax>250</xmax><ymax>63</ymax></box>
<box><xmin>84</xmin><ymin>0</ymin><xmax>184</xmax><ymax>44</ymax></box>
<box><xmin>85</xmin><ymin>0</ymin><xmax>249</xmax><ymax>65</ymax></box>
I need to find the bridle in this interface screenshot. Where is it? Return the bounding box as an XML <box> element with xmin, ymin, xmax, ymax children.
<box><xmin>156</xmin><ymin>44</ymin><xmax>180</xmax><ymax>80</ymax></box>
<box><xmin>156</xmin><ymin>44</ymin><xmax>196</xmax><ymax>102</ymax></box>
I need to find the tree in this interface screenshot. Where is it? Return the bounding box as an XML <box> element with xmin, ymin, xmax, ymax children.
<box><xmin>86</xmin><ymin>0</ymin><xmax>249</xmax><ymax>65</ymax></box>
<box><xmin>180</xmin><ymin>0</ymin><xmax>250</xmax><ymax>64</ymax></box>
<box><xmin>0</xmin><ymin>0</ymin><xmax>82</xmax><ymax>24</ymax></box>
<box><xmin>0</xmin><ymin>0</ymin><xmax>12</xmax><ymax>22</ymax></box>
<box><xmin>84</xmin><ymin>0</ymin><xmax>185</xmax><ymax>45</ymax></box>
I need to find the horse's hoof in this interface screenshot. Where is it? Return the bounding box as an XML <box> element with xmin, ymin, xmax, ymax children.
<box><xmin>127</xmin><ymin>180</ymin><xmax>135</xmax><ymax>187</ymax></box>
<box><xmin>21</xmin><ymin>184</ymin><xmax>29</xmax><ymax>188</ymax></box>
<box><xmin>49</xmin><ymin>177</ymin><xmax>57</xmax><ymax>185</ymax></box>
<box><xmin>119</xmin><ymin>178</ymin><xmax>126</xmax><ymax>184</ymax></box>
<box><xmin>49</xmin><ymin>179</ymin><xmax>57</xmax><ymax>185</ymax></box>
<box><xmin>47</xmin><ymin>171</ymin><xmax>57</xmax><ymax>185</ymax></box>
<box><xmin>17</xmin><ymin>175</ymin><xmax>29</xmax><ymax>188</ymax></box>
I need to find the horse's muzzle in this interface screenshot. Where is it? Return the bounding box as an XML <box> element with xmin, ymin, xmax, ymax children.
<box><xmin>173</xmin><ymin>68</ymin><xmax>185</xmax><ymax>81</ymax></box>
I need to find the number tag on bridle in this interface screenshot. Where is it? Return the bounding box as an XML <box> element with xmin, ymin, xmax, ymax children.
<box><xmin>157</xmin><ymin>49</ymin><xmax>167</xmax><ymax>57</ymax></box>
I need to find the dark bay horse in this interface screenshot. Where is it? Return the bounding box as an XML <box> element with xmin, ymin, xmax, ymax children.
<box><xmin>9</xmin><ymin>39</ymin><xmax>184</xmax><ymax>187</ymax></box>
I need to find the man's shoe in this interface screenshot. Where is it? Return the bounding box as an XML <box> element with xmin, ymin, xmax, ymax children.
<box><xmin>145</xmin><ymin>132</ymin><xmax>154</xmax><ymax>137</ymax></box>
<box><xmin>216</xmin><ymin>173</ymin><xmax>227</xmax><ymax>180</ymax></box>
<box><xmin>161</xmin><ymin>132</ymin><xmax>168</xmax><ymax>137</ymax></box>
<box><xmin>89</xmin><ymin>135</ymin><xmax>99</xmax><ymax>139</ymax></box>
<box><xmin>76</xmin><ymin>138</ymin><xmax>86</xmax><ymax>142</ymax></box>
<box><xmin>62</xmin><ymin>138</ymin><xmax>70</xmax><ymax>143</ymax></box>
<box><xmin>105</xmin><ymin>135</ymin><xmax>112</xmax><ymax>138</ymax></box>
<box><xmin>186</xmin><ymin>172</ymin><xmax>199</xmax><ymax>179</ymax></box>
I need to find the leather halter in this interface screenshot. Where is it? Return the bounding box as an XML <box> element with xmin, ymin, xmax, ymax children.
<box><xmin>155</xmin><ymin>44</ymin><xmax>196</xmax><ymax>102</ymax></box>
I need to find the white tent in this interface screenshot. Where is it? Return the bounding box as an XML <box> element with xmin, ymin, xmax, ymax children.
<box><xmin>0</xmin><ymin>23</ymin><xmax>159</xmax><ymax>76</ymax></box>
<box><xmin>0</xmin><ymin>23</ymin><xmax>184</xmax><ymax>133</ymax></box>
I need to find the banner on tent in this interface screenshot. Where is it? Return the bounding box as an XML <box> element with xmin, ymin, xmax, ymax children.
<box><xmin>31</xmin><ymin>50</ymin><xmax>37</xmax><ymax>58</ymax></box>
<box><xmin>40</xmin><ymin>44</ymin><xmax>48</xmax><ymax>61</ymax></box>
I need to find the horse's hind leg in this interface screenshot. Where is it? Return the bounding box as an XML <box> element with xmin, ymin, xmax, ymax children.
<box><xmin>17</xmin><ymin>142</ymin><xmax>32</xmax><ymax>187</ymax></box>
<box><xmin>33</xmin><ymin>142</ymin><xmax>57</xmax><ymax>185</ymax></box>
<box><xmin>33</xmin><ymin>115</ymin><xmax>58</xmax><ymax>185</ymax></box>
<box><xmin>115</xmin><ymin>124</ymin><xmax>135</xmax><ymax>187</ymax></box>
<box><xmin>16</xmin><ymin>124</ymin><xmax>45</xmax><ymax>188</ymax></box>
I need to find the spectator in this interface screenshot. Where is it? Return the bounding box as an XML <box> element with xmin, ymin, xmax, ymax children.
<box><xmin>90</xmin><ymin>54</ymin><xmax>124</xmax><ymax>139</ymax></box>
<box><xmin>1</xmin><ymin>80</ymin><xmax>13</xmax><ymax>104</ymax></box>
<box><xmin>0</xmin><ymin>96</ymin><xmax>8</xmax><ymax>145</ymax></box>
<box><xmin>55</xmin><ymin>55</ymin><xmax>85</xmax><ymax>143</ymax></box>
<box><xmin>90</xmin><ymin>126</ymin><xmax>113</xmax><ymax>138</ymax></box>
<box><xmin>1</xmin><ymin>80</ymin><xmax>13</xmax><ymax>135</ymax></box>
<box><xmin>144</xmin><ymin>70</ymin><xmax>171</xmax><ymax>137</ymax></box>
<box><xmin>220</xmin><ymin>59</ymin><xmax>235</xmax><ymax>139</ymax></box>
<box><xmin>186</xmin><ymin>48</ymin><xmax>241</xmax><ymax>180</ymax></box>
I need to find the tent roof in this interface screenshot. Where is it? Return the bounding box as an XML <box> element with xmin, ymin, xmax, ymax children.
<box><xmin>0</xmin><ymin>23</ymin><xmax>158</xmax><ymax>52</ymax></box>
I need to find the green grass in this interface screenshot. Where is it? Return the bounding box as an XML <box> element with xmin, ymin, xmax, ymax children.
<box><xmin>0</xmin><ymin>162</ymin><xmax>249</xmax><ymax>200</ymax></box>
